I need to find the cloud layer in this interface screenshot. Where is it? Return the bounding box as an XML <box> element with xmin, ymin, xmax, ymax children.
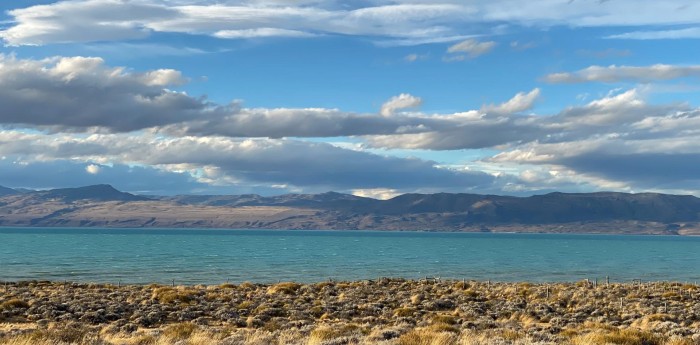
<box><xmin>2</xmin><ymin>54</ymin><xmax>700</xmax><ymax>195</ymax></box>
<box><xmin>0</xmin><ymin>54</ymin><xmax>223</xmax><ymax>132</ymax></box>
<box><xmin>545</xmin><ymin>64</ymin><xmax>700</xmax><ymax>83</ymax></box>
<box><xmin>0</xmin><ymin>131</ymin><xmax>495</xmax><ymax>192</ymax></box>
<box><xmin>5</xmin><ymin>0</ymin><xmax>700</xmax><ymax>46</ymax></box>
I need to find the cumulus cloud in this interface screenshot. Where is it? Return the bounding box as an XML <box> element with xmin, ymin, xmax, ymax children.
<box><xmin>366</xmin><ymin>89</ymin><xmax>545</xmax><ymax>150</ymax></box>
<box><xmin>484</xmin><ymin>89</ymin><xmax>700</xmax><ymax>192</ymax></box>
<box><xmin>0</xmin><ymin>131</ymin><xmax>495</xmax><ymax>192</ymax></box>
<box><xmin>166</xmin><ymin>108</ymin><xmax>399</xmax><ymax>138</ymax></box>
<box><xmin>0</xmin><ymin>159</ymin><xmax>208</xmax><ymax>195</ymax></box>
<box><xmin>2</xmin><ymin>52</ymin><xmax>700</xmax><ymax>195</ymax></box>
<box><xmin>544</xmin><ymin>64</ymin><xmax>700</xmax><ymax>83</ymax></box>
<box><xmin>554</xmin><ymin>89</ymin><xmax>650</xmax><ymax>127</ymax></box>
<box><xmin>489</xmin><ymin>135</ymin><xmax>700</xmax><ymax>191</ymax></box>
<box><xmin>0</xmin><ymin>55</ymin><xmax>535</xmax><ymax>139</ymax></box>
<box><xmin>0</xmin><ymin>54</ymin><xmax>224</xmax><ymax>132</ymax></box>
<box><xmin>364</xmin><ymin>87</ymin><xmax>698</xmax><ymax>158</ymax></box>
<box><xmin>481</xmin><ymin>88</ymin><xmax>540</xmax><ymax>114</ymax></box>
<box><xmin>85</xmin><ymin>164</ymin><xmax>101</xmax><ymax>174</ymax></box>
<box><xmin>380</xmin><ymin>94</ymin><xmax>423</xmax><ymax>117</ymax></box>
<box><xmin>351</xmin><ymin>188</ymin><xmax>401</xmax><ymax>200</ymax></box>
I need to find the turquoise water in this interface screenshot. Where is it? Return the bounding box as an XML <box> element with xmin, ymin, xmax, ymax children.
<box><xmin>1</xmin><ymin>228</ymin><xmax>699</xmax><ymax>284</ymax></box>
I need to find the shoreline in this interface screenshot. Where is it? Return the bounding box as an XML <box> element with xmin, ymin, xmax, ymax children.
<box><xmin>1</xmin><ymin>279</ymin><xmax>699</xmax><ymax>344</ymax></box>
<box><xmin>2</xmin><ymin>225</ymin><xmax>698</xmax><ymax>237</ymax></box>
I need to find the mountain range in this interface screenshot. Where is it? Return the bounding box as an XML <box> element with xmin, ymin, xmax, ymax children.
<box><xmin>1</xmin><ymin>184</ymin><xmax>699</xmax><ymax>235</ymax></box>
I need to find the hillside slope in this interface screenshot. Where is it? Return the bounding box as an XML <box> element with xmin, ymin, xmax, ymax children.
<box><xmin>1</xmin><ymin>185</ymin><xmax>700</xmax><ymax>234</ymax></box>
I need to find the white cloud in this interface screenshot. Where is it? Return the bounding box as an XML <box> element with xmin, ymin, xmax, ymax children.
<box><xmin>213</xmin><ymin>28</ymin><xmax>317</xmax><ymax>39</ymax></box>
<box><xmin>85</xmin><ymin>164</ymin><xmax>101</xmax><ymax>174</ymax></box>
<box><xmin>0</xmin><ymin>131</ymin><xmax>495</xmax><ymax>192</ymax></box>
<box><xmin>5</xmin><ymin>0</ymin><xmax>700</xmax><ymax>46</ymax></box>
<box><xmin>404</xmin><ymin>53</ymin><xmax>429</xmax><ymax>62</ymax></box>
<box><xmin>1</xmin><ymin>52</ymin><xmax>700</xmax><ymax>194</ymax></box>
<box><xmin>446</xmin><ymin>38</ymin><xmax>496</xmax><ymax>59</ymax></box>
<box><xmin>0</xmin><ymin>54</ymin><xmax>216</xmax><ymax>132</ymax></box>
<box><xmin>366</xmin><ymin>89</ymin><xmax>545</xmax><ymax>150</ymax></box>
<box><xmin>405</xmin><ymin>54</ymin><xmax>419</xmax><ymax>62</ymax></box>
<box><xmin>351</xmin><ymin>188</ymin><xmax>400</xmax><ymax>200</ymax></box>
<box><xmin>0</xmin><ymin>0</ymin><xmax>470</xmax><ymax>46</ymax></box>
<box><xmin>1</xmin><ymin>0</ymin><xmax>175</xmax><ymax>46</ymax></box>
<box><xmin>481</xmin><ymin>88</ymin><xmax>540</xmax><ymax>114</ymax></box>
<box><xmin>380</xmin><ymin>94</ymin><xmax>423</xmax><ymax>117</ymax></box>
<box><xmin>509</xmin><ymin>41</ymin><xmax>536</xmax><ymax>51</ymax></box>
<box><xmin>544</xmin><ymin>64</ymin><xmax>700</xmax><ymax>83</ymax></box>
<box><xmin>0</xmin><ymin>55</ymin><xmax>542</xmax><ymax>141</ymax></box>
<box><xmin>607</xmin><ymin>27</ymin><xmax>700</xmax><ymax>40</ymax></box>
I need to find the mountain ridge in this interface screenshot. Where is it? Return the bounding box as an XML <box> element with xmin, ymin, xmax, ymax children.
<box><xmin>1</xmin><ymin>185</ymin><xmax>699</xmax><ymax>235</ymax></box>
<box><xmin>0</xmin><ymin>185</ymin><xmax>18</xmax><ymax>197</ymax></box>
<box><xmin>34</xmin><ymin>184</ymin><xmax>150</xmax><ymax>202</ymax></box>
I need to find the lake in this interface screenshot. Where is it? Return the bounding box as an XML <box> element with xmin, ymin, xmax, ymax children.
<box><xmin>1</xmin><ymin>228</ymin><xmax>699</xmax><ymax>284</ymax></box>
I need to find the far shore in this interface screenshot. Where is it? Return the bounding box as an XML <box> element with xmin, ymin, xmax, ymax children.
<box><xmin>2</xmin><ymin>225</ymin><xmax>699</xmax><ymax>237</ymax></box>
<box><xmin>1</xmin><ymin>279</ymin><xmax>699</xmax><ymax>344</ymax></box>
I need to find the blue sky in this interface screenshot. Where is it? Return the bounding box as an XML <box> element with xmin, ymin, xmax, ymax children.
<box><xmin>1</xmin><ymin>0</ymin><xmax>700</xmax><ymax>197</ymax></box>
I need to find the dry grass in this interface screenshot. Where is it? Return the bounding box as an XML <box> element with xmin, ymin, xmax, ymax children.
<box><xmin>0</xmin><ymin>299</ymin><xmax>29</xmax><ymax>311</ymax></box>
<box><xmin>0</xmin><ymin>323</ymin><xmax>697</xmax><ymax>345</ymax></box>
<box><xmin>1</xmin><ymin>279</ymin><xmax>699</xmax><ymax>345</ymax></box>
<box><xmin>397</xmin><ymin>328</ymin><xmax>458</xmax><ymax>345</ymax></box>
<box><xmin>151</xmin><ymin>287</ymin><xmax>197</xmax><ymax>304</ymax></box>
<box><xmin>266</xmin><ymin>282</ymin><xmax>301</xmax><ymax>295</ymax></box>
<box><xmin>570</xmin><ymin>328</ymin><xmax>663</xmax><ymax>345</ymax></box>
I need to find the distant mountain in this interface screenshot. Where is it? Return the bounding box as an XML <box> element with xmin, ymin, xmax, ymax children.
<box><xmin>163</xmin><ymin>191</ymin><xmax>376</xmax><ymax>209</ymax></box>
<box><xmin>1</xmin><ymin>185</ymin><xmax>700</xmax><ymax>235</ymax></box>
<box><xmin>167</xmin><ymin>191</ymin><xmax>700</xmax><ymax>224</ymax></box>
<box><xmin>32</xmin><ymin>184</ymin><xmax>150</xmax><ymax>202</ymax></box>
<box><xmin>13</xmin><ymin>188</ymin><xmax>35</xmax><ymax>194</ymax></box>
<box><xmin>0</xmin><ymin>185</ymin><xmax>18</xmax><ymax>196</ymax></box>
<box><xmin>365</xmin><ymin>192</ymin><xmax>700</xmax><ymax>223</ymax></box>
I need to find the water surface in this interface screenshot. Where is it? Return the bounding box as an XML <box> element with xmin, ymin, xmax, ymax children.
<box><xmin>1</xmin><ymin>228</ymin><xmax>699</xmax><ymax>284</ymax></box>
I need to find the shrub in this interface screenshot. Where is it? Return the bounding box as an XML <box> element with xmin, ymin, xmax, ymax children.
<box><xmin>571</xmin><ymin>328</ymin><xmax>663</xmax><ymax>345</ymax></box>
<box><xmin>397</xmin><ymin>328</ymin><xmax>457</xmax><ymax>345</ymax></box>
<box><xmin>151</xmin><ymin>287</ymin><xmax>196</xmax><ymax>304</ymax></box>
<box><xmin>267</xmin><ymin>282</ymin><xmax>301</xmax><ymax>295</ymax></box>
<box><xmin>162</xmin><ymin>322</ymin><xmax>198</xmax><ymax>340</ymax></box>
<box><xmin>431</xmin><ymin>314</ymin><xmax>458</xmax><ymax>325</ymax></box>
<box><xmin>394</xmin><ymin>307</ymin><xmax>416</xmax><ymax>317</ymax></box>
<box><xmin>307</xmin><ymin>325</ymin><xmax>363</xmax><ymax>345</ymax></box>
<box><xmin>1</xmin><ymin>299</ymin><xmax>29</xmax><ymax>310</ymax></box>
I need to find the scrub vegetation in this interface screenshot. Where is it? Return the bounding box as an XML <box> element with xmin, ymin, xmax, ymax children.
<box><xmin>1</xmin><ymin>279</ymin><xmax>699</xmax><ymax>344</ymax></box>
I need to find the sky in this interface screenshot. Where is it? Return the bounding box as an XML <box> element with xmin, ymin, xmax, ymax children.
<box><xmin>0</xmin><ymin>0</ymin><xmax>700</xmax><ymax>198</ymax></box>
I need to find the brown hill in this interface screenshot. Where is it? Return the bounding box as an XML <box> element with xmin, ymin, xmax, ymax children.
<box><xmin>1</xmin><ymin>185</ymin><xmax>700</xmax><ymax>235</ymax></box>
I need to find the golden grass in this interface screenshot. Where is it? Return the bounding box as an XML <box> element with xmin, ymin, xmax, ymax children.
<box><xmin>0</xmin><ymin>299</ymin><xmax>29</xmax><ymax>310</ymax></box>
<box><xmin>0</xmin><ymin>323</ymin><xmax>696</xmax><ymax>345</ymax></box>
<box><xmin>151</xmin><ymin>287</ymin><xmax>196</xmax><ymax>304</ymax></box>
<box><xmin>161</xmin><ymin>322</ymin><xmax>198</xmax><ymax>340</ymax></box>
<box><xmin>307</xmin><ymin>324</ymin><xmax>364</xmax><ymax>345</ymax></box>
<box><xmin>2</xmin><ymin>279</ymin><xmax>699</xmax><ymax>345</ymax></box>
<box><xmin>431</xmin><ymin>314</ymin><xmax>458</xmax><ymax>325</ymax></box>
<box><xmin>397</xmin><ymin>328</ymin><xmax>458</xmax><ymax>345</ymax></box>
<box><xmin>266</xmin><ymin>282</ymin><xmax>301</xmax><ymax>295</ymax></box>
<box><xmin>394</xmin><ymin>307</ymin><xmax>417</xmax><ymax>317</ymax></box>
<box><xmin>570</xmin><ymin>328</ymin><xmax>663</xmax><ymax>345</ymax></box>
